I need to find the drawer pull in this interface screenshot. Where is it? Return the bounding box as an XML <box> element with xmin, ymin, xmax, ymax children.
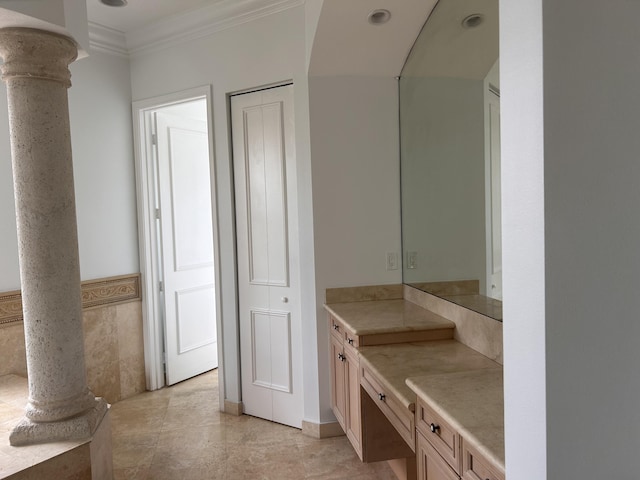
<box><xmin>429</xmin><ymin>423</ymin><xmax>440</xmax><ymax>433</ymax></box>
<box><xmin>347</xmin><ymin>338</ymin><xmax>354</xmax><ymax>345</ymax></box>
<box><xmin>378</xmin><ymin>393</ymin><xmax>386</xmax><ymax>402</ymax></box>
<box><xmin>337</xmin><ymin>353</ymin><xmax>346</xmax><ymax>362</ymax></box>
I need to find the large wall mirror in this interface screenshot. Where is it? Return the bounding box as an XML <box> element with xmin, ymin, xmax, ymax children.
<box><xmin>400</xmin><ymin>0</ymin><xmax>501</xmax><ymax>320</ymax></box>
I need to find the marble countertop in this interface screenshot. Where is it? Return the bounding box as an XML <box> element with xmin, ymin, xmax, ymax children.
<box><xmin>406</xmin><ymin>368</ymin><xmax>505</xmax><ymax>473</ymax></box>
<box><xmin>358</xmin><ymin>340</ymin><xmax>500</xmax><ymax>411</ymax></box>
<box><xmin>324</xmin><ymin>299</ymin><xmax>455</xmax><ymax>336</ymax></box>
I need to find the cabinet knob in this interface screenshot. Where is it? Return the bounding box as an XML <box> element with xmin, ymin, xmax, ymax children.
<box><xmin>430</xmin><ymin>423</ymin><xmax>440</xmax><ymax>433</ymax></box>
<box><xmin>347</xmin><ymin>338</ymin><xmax>354</xmax><ymax>345</ymax></box>
<box><xmin>281</xmin><ymin>297</ymin><xmax>289</xmax><ymax>303</ymax></box>
<box><xmin>378</xmin><ymin>393</ymin><xmax>386</xmax><ymax>402</ymax></box>
<box><xmin>338</xmin><ymin>353</ymin><xmax>345</xmax><ymax>362</ymax></box>
<box><xmin>333</xmin><ymin>324</ymin><xmax>339</xmax><ymax>331</ymax></box>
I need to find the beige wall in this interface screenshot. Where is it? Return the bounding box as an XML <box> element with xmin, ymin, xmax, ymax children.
<box><xmin>0</xmin><ymin>275</ymin><xmax>146</xmax><ymax>404</ymax></box>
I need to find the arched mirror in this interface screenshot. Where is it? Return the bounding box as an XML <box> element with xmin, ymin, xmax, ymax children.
<box><xmin>400</xmin><ymin>0</ymin><xmax>501</xmax><ymax>320</ymax></box>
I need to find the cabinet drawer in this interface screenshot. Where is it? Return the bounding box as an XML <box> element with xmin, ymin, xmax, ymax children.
<box><xmin>462</xmin><ymin>441</ymin><xmax>504</xmax><ymax>480</ymax></box>
<box><xmin>361</xmin><ymin>364</ymin><xmax>415</xmax><ymax>451</ymax></box>
<box><xmin>344</xmin><ymin>330</ymin><xmax>359</xmax><ymax>348</ymax></box>
<box><xmin>416</xmin><ymin>397</ymin><xmax>461</xmax><ymax>474</ymax></box>
<box><xmin>329</xmin><ymin>315</ymin><xmax>344</xmax><ymax>341</ymax></box>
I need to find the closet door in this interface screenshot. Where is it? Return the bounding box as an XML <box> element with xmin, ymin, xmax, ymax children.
<box><xmin>231</xmin><ymin>85</ymin><xmax>302</xmax><ymax>428</ymax></box>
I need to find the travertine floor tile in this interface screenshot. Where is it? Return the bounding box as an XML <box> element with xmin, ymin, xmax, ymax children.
<box><xmin>111</xmin><ymin>430</ymin><xmax>159</xmax><ymax>469</ymax></box>
<box><xmin>113</xmin><ymin>465</ymin><xmax>150</xmax><ymax>480</ymax></box>
<box><xmin>111</xmin><ymin>370</ymin><xmax>398</xmax><ymax>480</ymax></box>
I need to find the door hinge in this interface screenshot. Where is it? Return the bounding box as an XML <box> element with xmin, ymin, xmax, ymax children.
<box><xmin>155</xmin><ymin>208</ymin><xmax>160</xmax><ymax>219</ymax></box>
<box><xmin>159</xmin><ymin>280</ymin><xmax>163</xmax><ymax>292</ymax></box>
<box><xmin>163</xmin><ymin>352</ymin><xmax>167</xmax><ymax>364</ymax></box>
<box><xmin>151</xmin><ymin>133</ymin><xmax>157</xmax><ymax>145</ymax></box>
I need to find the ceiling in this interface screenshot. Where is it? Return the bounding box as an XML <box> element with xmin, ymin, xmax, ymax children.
<box><xmin>309</xmin><ymin>0</ymin><xmax>438</xmax><ymax>77</ymax></box>
<box><xmin>86</xmin><ymin>0</ymin><xmax>225</xmax><ymax>33</ymax></box>
<box><xmin>402</xmin><ymin>0</ymin><xmax>498</xmax><ymax>80</ymax></box>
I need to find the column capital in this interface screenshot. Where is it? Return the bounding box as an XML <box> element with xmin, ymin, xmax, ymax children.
<box><xmin>0</xmin><ymin>27</ymin><xmax>77</xmax><ymax>87</ymax></box>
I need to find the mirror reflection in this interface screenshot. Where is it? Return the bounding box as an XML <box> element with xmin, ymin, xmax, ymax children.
<box><xmin>400</xmin><ymin>0</ymin><xmax>502</xmax><ymax>320</ymax></box>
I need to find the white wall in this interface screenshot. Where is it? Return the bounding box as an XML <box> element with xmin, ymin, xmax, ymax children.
<box><xmin>308</xmin><ymin>75</ymin><xmax>402</xmax><ymax>421</ymax></box>
<box><xmin>0</xmin><ymin>49</ymin><xmax>138</xmax><ymax>292</ymax></box>
<box><xmin>503</xmin><ymin>0</ymin><xmax>640</xmax><ymax>477</ymax></box>
<box><xmin>69</xmin><ymin>51</ymin><xmax>139</xmax><ymax>282</ymax></box>
<box><xmin>128</xmin><ymin>6</ymin><xmax>317</xmax><ymax>414</ymax></box>
<box><xmin>501</xmin><ymin>0</ymin><xmax>546</xmax><ymax>477</ymax></box>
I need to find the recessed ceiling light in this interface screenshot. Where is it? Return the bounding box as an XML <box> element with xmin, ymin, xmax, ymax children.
<box><xmin>100</xmin><ymin>0</ymin><xmax>128</xmax><ymax>6</ymax></box>
<box><xmin>368</xmin><ymin>9</ymin><xmax>391</xmax><ymax>25</ymax></box>
<box><xmin>461</xmin><ymin>14</ymin><xmax>484</xmax><ymax>29</ymax></box>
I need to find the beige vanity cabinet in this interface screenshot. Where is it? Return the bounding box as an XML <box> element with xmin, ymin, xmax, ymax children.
<box><xmin>329</xmin><ymin>315</ymin><xmax>362</xmax><ymax>458</ymax></box>
<box><xmin>414</xmin><ymin>392</ymin><xmax>504</xmax><ymax>480</ymax></box>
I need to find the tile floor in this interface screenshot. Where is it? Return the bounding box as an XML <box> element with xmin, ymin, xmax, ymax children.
<box><xmin>111</xmin><ymin>370</ymin><xmax>398</xmax><ymax>480</ymax></box>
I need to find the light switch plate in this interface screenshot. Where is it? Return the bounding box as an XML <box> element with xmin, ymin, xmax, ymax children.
<box><xmin>407</xmin><ymin>251</ymin><xmax>418</xmax><ymax>269</ymax></box>
<box><xmin>386</xmin><ymin>252</ymin><xmax>398</xmax><ymax>271</ymax></box>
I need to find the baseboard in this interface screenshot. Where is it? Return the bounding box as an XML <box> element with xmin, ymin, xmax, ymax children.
<box><xmin>224</xmin><ymin>400</ymin><xmax>243</xmax><ymax>416</ymax></box>
<box><xmin>301</xmin><ymin>420</ymin><xmax>345</xmax><ymax>439</ymax></box>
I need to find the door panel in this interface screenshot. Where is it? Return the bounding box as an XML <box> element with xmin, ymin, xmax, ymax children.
<box><xmin>250</xmin><ymin>309</ymin><xmax>292</xmax><ymax>392</ymax></box>
<box><xmin>232</xmin><ymin>85</ymin><xmax>302</xmax><ymax>428</ymax></box>
<box><xmin>244</xmin><ymin>103</ymin><xmax>290</xmax><ymax>287</ymax></box>
<box><xmin>156</xmin><ymin>108</ymin><xmax>218</xmax><ymax>385</ymax></box>
<box><xmin>176</xmin><ymin>285</ymin><xmax>216</xmax><ymax>353</ymax></box>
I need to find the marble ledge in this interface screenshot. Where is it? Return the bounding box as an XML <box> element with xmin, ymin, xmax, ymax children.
<box><xmin>406</xmin><ymin>368</ymin><xmax>505</xmax><ymax>473</ymax></box>
<box><xmin>358</xmin><ymin>340</ymin><xmax>500</xmax><ymax>411</ymax></box>
<box><xmin>0</xmin><ymin>375</ymin><xmax>86</xmax><ymax>479</ymax></box>
<box><xmin>324</xmin><ymin>299</ymin><xmax>455</xmax><ymax>336</ymax></box>
<box><xmin>325</xmin><ymin>284</ymin><xmax>403</xmax><ymax>304</ymax></box>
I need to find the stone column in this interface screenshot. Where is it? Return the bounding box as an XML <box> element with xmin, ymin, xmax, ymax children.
<box><xmin>0</xmin><ymin>27</ymin><xmax>107</xmax><ymax>446</ymax></box>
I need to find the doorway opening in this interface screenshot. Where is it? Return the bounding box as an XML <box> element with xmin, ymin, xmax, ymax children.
<box><xmin>132</xmin><ymin>86</ymin><xmax>223</xmax><ymax>404</ymax></box>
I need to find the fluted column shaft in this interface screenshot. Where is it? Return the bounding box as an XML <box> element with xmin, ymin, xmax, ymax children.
<box><xmin>0</xmin><ymin>27</ymin><xmax>107</xmax><ymax>446</ymax></box>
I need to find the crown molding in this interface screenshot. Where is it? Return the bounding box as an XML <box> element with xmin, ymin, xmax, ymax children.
<box><xmin>88</xmin><ymin>22</ymin><xmax>128</xmax><ymax>58</ymax></box>
<box><xmin>126</xmin><ymin>0</ymin><xmax>304</xmax><ymax>57</ymax></box>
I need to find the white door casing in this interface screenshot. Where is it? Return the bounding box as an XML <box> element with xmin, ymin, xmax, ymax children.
<box><xmin>232</xmin><ymin>84</ymin><xmax>303</xmax><ymax>428</ymax></box>
<box><xmin>485</xmin><ymin>89</ymin><xmax>502</xmax><ymax>300</ymax></box>
<box><xmin>155</xmin><ymin>108</ymin><xmax>218</xmax><ymax>385</ymax></box>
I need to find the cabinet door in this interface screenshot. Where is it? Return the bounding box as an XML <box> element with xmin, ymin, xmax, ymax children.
<box><xmin>417</xmin><ymin>432</ymin><xmax>460</xmax><ymax>480</ymax></box>
<box><xmin>344</xmin><ymin>345</ymin><xmax>361</xmax><ymax>456</ymax></box>
<box><xmin>462</xmin><ymin>441</ymin><xmax>504</xmax><ymax>480</ymax></box>
<box><xmin>330</xmin><ymin>334</ymin><xmax>346</xmax><ymax>429</ymax></box>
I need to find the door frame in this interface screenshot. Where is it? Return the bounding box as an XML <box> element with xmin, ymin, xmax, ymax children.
<box><xmin>132</xmin><ymin>86</ymin><xmax>224</xmax><ymax>402</ymax></box>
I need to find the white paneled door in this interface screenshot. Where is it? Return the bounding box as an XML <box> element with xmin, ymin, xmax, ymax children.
<box><xmin>155</xmin><ymin>109</ymin><xmax>218</xmax><ymax>385</ymax></box>
<box><xmin>232</xmin><ymin>85</ymin><xmax>303</xmax><ymax>428</ymax></box>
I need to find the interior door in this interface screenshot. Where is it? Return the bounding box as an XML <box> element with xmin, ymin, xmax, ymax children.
<box><xmin>231</xmin><ymin>84</ymin><xmax>303</xmax><ymax>428</ymax></box>
<box><xmin>155</xmin><ymin>107</ymin><xmax>218</xmax><ymax>385</ymax></box>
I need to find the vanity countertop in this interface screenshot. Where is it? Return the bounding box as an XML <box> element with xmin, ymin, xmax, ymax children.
<box><xmin>324</xmin><ymin>299</ymin><xmax>455</xmax><ymax>336</ymax></box>
<box><xmin>358</xmin><ymin>340</ymin><xmax>500</xmax><ymax>411</ymax></box>
<box><xmin>407</xmin><ymin>368</ymin><xmax>505</xmax><ymax>472</ymax></box>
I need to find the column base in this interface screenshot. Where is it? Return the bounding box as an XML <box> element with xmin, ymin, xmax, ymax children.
<box><xmin>9</xmin><ymin>397</ymin><xmax>108</xmax><ymax>447</ymax></box>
